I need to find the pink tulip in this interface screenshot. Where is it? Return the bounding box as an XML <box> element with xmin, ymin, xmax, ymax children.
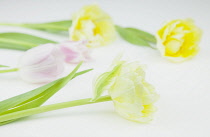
<box><xmin>18</xmin><ymin>44</ymin><xmax>65</xmax><ymax>83</ymax></box>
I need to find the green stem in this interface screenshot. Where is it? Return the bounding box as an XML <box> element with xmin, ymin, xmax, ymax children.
<box><xmin>0</xmin><ymin>96</ymin><xmax>112</xmax><ymax>124</ymax></box>
<box><xmin>0</xmin><ymin>23</ymin><xmax>23</xmax><ymax>27</ymax></box>
<box><xmin>0</xmin><ymin>68</ymin><xmax>18</xmax><ymax>73</ymax></box>
<box><xmin>0</xmin><ymin>23</ymin><xmax>68</xmax><ymax>31</ymax></box>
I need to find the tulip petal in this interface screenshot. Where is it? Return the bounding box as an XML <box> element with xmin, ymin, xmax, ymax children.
<box><xmin>19</xmin><ymin>44</ymin><xmax>65</xmax><ymax>83</ymax></box>
<box><xmin>59</xmin><ymin>41</ymin><xmax>91</xmax><ymax>63</ymax></box>
<box><xmin>156</xmin><ymin>19</ymin><xmax>202</xmax><ymax>62</ymax></box>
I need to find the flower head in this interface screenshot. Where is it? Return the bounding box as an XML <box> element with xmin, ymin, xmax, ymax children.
<box><xmin>59</xmin><ymin>41</ymin><xmax>91</xmax><ymax>63</ymax></box>
<box><xmin>156</xmin><ymin>19</ymin><xmax>202</xmax><ymax>62</ymax></box>
<box><xmin>18</xmin><ymin>44</ymin><xmax>65</xmax><ymax>83</ymax></box>
<box><xmin>93</xmin><ymin>58</ymin><xmax>159</xmax><ymax>123</ymax></box>
<box><xmin>69</xmin><ymin>4</ymin><xmax>116</xmax><ymax>48</ymax></box>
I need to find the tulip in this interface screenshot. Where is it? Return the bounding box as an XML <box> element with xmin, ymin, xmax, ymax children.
<box><xmin>156</xmin><ymin>19</ymin><xmax>202</xmax><ymax>62</ymax></box>
<box><xmin>18</xmin><ymin>44</ymin><xmax>65</xmax><ymax>83</ymax></box>
<box><xmin>93</xmin><ymin>58</ymin><xmax>159</xmax><ymax>123</ymax></box>
<box><xmin>0</xmin><ymin>57</ymin><xmax>159</xmax><ymax>125</ymax></box>
<box><xmin>69</xmin><ymin>4</ymin><xmax>116</xmax><ymax>48</ymax></box>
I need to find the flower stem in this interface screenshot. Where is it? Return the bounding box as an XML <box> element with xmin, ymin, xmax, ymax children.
<box><xmin>0</xmin><ymin>23</ymin><xmax>23</xmax><ymax>27</ymax></box>
<box><xmin>0</xmin><ymin>95</ymin><xmax>112</xmax><ymax>124</ymax></box>
<box><xmin>0</xmin><ymin>68</ymin><xmax>18</xmax><ymax>73</ymax></box>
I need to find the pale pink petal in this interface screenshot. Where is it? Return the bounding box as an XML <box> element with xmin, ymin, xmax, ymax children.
<box><xmin>59</xmin><ymin>40</ymin><xmax>91</xmax><ymax>64</ymax></box>
<box><xmin>18</xmin><ymin>44</ymin><xmax>65</xmax><ymax>84</ymax></box>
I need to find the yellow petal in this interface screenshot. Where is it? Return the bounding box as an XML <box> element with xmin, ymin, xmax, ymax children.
<box><xmin>69</xmin><ymin>4</ymin><xmax>116</xmax><ymax>48</ymax></box>
<box><xmin>156</xmin><ymin>18</ymin><xmax>202</xmax><ymax>62</ymax></box>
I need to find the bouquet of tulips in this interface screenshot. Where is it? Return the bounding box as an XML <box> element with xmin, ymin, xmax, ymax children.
<box><xmin>0</xmin><ymin>4</ymin><xmax>202</xmax><ymax>126</ymax></box>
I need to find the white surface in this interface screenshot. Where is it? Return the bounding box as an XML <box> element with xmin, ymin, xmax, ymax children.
<box><xmin>0</xmin><ymin>0</ymin><xmax>210</xmax><ymax>137</ymax></box>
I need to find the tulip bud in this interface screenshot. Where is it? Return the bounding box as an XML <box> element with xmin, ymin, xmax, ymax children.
<box><xmin>18</xmin><ymin>44</ymin><xmax>65</xmax><ymax>83</ymax></box>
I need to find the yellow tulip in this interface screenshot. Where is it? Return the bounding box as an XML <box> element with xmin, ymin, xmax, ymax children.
<box><xmin>69</xmin><ymin>5</ymin><xmax>116</xmax><ymax>48</ymax></box>
<box><xmin>156</xmin><ymin>19</ymin><xmax>202</xmax><ymax>62</ymax></box>
<box><xmin>93</xmin><ymin>58</ymin><xmax>159</xmax><ymax>123</ymax></box>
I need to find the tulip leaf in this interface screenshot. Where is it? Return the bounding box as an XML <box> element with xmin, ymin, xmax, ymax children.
<box><xmin>0</xmin><ymin>69</ymin><xmax>93</xmax><ymax>117</ymax></box>
<box><xmin>115</xmin><ymin>25</ymin><xmax>156</xmax><ymax>48</ymax></box>
<box><xmin>0</xmin><ymin>69</ymin><xmax>93</xmax><ymax>125</ymax></box>
<box><xmin>0</xmin><ymin>120</ymin><xmax>16</xmax><ymax>126</ymax></box>
<box><xmin>0</xmin><ymin>32</ymin><xmax>57</xmax><ymax>50</ymax></box>
<box><xmin>0</xmin><ymin>20</ymin><xmax>72</xmax><ymax>33</ymax></box>
<box><xmin>20</xmin><ymin>20</ymin><xmax>72</xmax><ymax>32</ymax></box>
<box><xmin>0</xmin><ymin>68</ymin><xmax>18</xmax><ymax>73</ymax></box>
<box><xmin>0</xmin><ymin>63</ymin><xmax>92</xmax><ymax>118</ymax></box>
<box><xmin>0</xmin><ymin>65</ymin><xmax>8</xmax><ymax>67</ymax></box>
<box><xmin>126</xmin><ymin>27</ymin><xmax>156</xmax><ymax>43</ymax></box>
<box><xmin>0</xmin><ymin>68</ymin><xmax>93</xmax><ymax>126</ymax></box>
<box><xmin>92</xmin><ymin>64</ymin><xmax>122</xmax><ymax>101</ymax></box>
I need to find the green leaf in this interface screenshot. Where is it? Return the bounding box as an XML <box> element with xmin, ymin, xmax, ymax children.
<box><xmin>0</xmin><ymin>63</ymin><xmax>92</xmax><ymax>117</ymax></box>
<box><xmin>0</xmin><ymin>20</ymin><xmax>72</xmax><ymax>33</ymax></box>
<box><xmin>92</xmin><ymin>64</ymin><xmax>122</xmax><ymax>101</ymax></box>
<box><xmin>115</xmin><ymin>25</ymin><xmax>155</xmax><ymax>48</ymax></box>
<box><xmin>21</xmin><ymin>20</ymin><xmax>72</xmax><ymax>32</ymax></box>
<box><xmin>126</xmin><ymin>28</ymin><xmax>156</xmax><ymax>43</ymax></box>
<box><xmin>0</xmin><ymin>65</ymin><xmax>8</xmax><ymax>67</ymax></box>
<box><xmin>0</xmin><ymin>69</ymin><xmax>93</xmax><ymax>116</ymax></box>
<box><xmin>0</xmin><ymin>69</ymin><xmax>93</xmax><ymax>125</ymax></box>
<box><xmin>0</xmin><ymin>68</ymin><xmax>18</xmax><ymax>73</ymax></box>
<box><xmin>0</xmin><ymin>120</ymin><xmax>16</xmax><ymax>126</ymax></box>
<box><xmin>0</xmin><ymin>32</ymin><xmax>57</xmax><ymax>50</ymax></box>
<box><xmin>0</xmin><ymin>68</ymin><xmax>93</xmax><ymax>125</ymax></box>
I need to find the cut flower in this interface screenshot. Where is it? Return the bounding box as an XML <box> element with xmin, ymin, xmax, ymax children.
<box><xmin>18</xmin><ymin>44</ymin><xmax>65</xmax><ymax>83</ymax></box>
<box><xmin>5</xmin><ymin>40</ymin><xmax>91</xmax><ymax>84</ymax></box>
<box><xmin>156</xmin><ymin>19</ymin><xmax>202</xmax><ymax>62</ymax></box>
<box><xmin>69</xmin><ymin>4</ymin><xmax>116</xmax><ymax>48</ymax></box>
<box><xmin>93</xmin><ymin>58</ymin><xmax>159</xmax><ymax>123</ymax></box>
<box><xmin>0</xmin><ymin>57</ymin><xmax>158</xmax><ymax>126</ymax></box>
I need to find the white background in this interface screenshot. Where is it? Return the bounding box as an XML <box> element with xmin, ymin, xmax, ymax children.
<box><xmin>0</xmin><ymin>0</ymin><xmax>210</xmax><ymax>137</ymax></box>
